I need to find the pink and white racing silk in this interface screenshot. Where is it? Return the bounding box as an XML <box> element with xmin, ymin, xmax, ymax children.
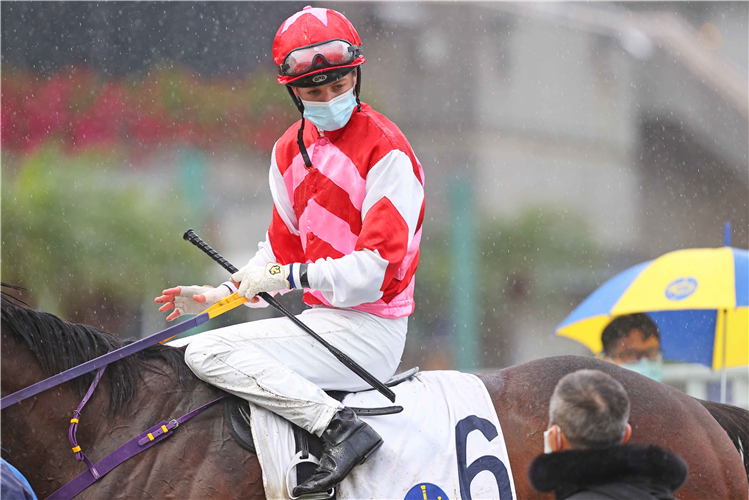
<box><xmin>248</xmin><ymin>103</ymin><xmax>425</xmax><ymax>318</ymax></box>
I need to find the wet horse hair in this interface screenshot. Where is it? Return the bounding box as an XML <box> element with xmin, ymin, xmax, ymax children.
<box><xmin>700</xmin><ymin>399</ymin><xmax>749</xmax><ymax>479</ymax></box>
<box><xmin>1</xmin><ymin>285</ymin><xmax>194</xmax><ymax>415</ymax></box>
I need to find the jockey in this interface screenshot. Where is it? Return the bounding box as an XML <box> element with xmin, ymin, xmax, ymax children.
<box><xmin>155</xmin><ymin>5</ymin><xmax>425</xmax><ymax>496</ymax></box>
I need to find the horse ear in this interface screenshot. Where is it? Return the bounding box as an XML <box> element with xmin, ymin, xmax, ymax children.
<box><xmin>622</xmin><ymin>423</ymin><xmax>632</xmax><ymax>444</ymax></box>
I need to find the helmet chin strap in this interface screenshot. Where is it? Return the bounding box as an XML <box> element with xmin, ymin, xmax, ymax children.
<box><xmin>286</xmin><ymin>85</ymin><xmax>305</xmax><ymax>114</ymax></box>
<box><xmin>355</xmin><ymin>66</ymin><xmax>362</xmax><ymax>112</ymax></box>
<box><xmin>286</xmin><ymin>86</ymin><xmax>313</xmax><ymax>169</ymax></box>
<box><xmin>285</xmin><ymin>69</ymin><xmax>362</xmax><ymax>170</ymax></box>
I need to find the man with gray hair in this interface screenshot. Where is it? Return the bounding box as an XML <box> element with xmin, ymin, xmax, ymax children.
<box><xmin>528</xmin><ymin>369</ymin><xmax>688</xmax><ymax>500</ymax></box>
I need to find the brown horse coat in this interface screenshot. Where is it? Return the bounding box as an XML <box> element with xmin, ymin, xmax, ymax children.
<box><xmin>484</xmin><ymin>356</ymin><xmax>748</xmax><ymax>499</ymax></box>
<box><xmin>2</xmin><ymin>297</ymin><xmax>747</xmax><ymax>499</ymax></box>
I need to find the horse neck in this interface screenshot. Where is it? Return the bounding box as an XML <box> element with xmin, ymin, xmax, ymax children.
<box><xmin>1</xmin><ymin>344</ymin><xmax>94</xmax><ymax>495</ymax></box>
<box><xmin>96</xmin><ymin>357</ymin><xmax>213</xmax><ymax>446</ymax></box>
<box><xmin>2</xmin><ymin>346</ymin><xmax>211</xmax><ymax>498</ymax></box>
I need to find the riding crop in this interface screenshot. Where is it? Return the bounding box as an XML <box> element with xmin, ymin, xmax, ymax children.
<box><xmin>183</xmin><ymin>228</ymin><xmax>397</xmax><ymax>403</ymax></box>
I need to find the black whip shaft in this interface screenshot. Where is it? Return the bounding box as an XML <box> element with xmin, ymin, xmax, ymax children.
<box><xmin>182</xmin><ymin>229</ymin><xmax>396</xmax><ymax>402</ymax></box>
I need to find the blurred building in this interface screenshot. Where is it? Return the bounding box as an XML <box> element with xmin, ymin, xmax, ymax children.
<box><xmin>1</xmin><ymin>2</ymin><xmax>304</xmax><ymax>77</ymax></box>
<box><xmin>357</xmin><ymin>2</ymin><xmax>747</xmax><ymax>252</ymax></box>
<box><xmin>344</xmin><ymin>2</ymin><xmax>748</xmax><ymax>367</ymax></box>
<box><xmin>2</xmin><ymin>3</ymin><xmax>747</xmax><ymax>401</ymax></box>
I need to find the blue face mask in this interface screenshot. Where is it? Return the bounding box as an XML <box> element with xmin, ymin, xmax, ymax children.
<box><xmin>620</xmin><ymin>358</ymin><xmax>664</xmax><ymax>382</ymax></box>
<box><xmin>301</xmin><ymin>87</ymin><xmax>357</xmax><ymax>132</ymax></box>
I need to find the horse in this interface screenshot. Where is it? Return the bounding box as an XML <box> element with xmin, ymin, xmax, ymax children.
<box><xmin>2</xmin><ymin>292</ymin><xmax>748</xmax><ymax>499</ymax></box>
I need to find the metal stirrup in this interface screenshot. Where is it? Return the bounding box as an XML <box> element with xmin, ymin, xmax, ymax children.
<box><xmin>286</xmin><ymin>451</ymin><xmax>335</xmax><ymax>500</ymax></box>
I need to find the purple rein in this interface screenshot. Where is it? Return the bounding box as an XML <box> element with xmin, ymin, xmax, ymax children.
<box><xmin>1</xmin><ymin>312</ymin><xmax>222</xmax><ymax>500</ymax></box>
<box><xmin>49</xmin><ymin>387</ymin><xmax>225</xmax><ymax>500</ymax></box>
<box><xmin>1</xmin><ymin>314</ymin><xmax>226</xmax><ymax>500</ymax></box>
<box><xmin>1</xmin><ymin>312</ymin><xmax>210</xmax><ymax>410</ymax></box>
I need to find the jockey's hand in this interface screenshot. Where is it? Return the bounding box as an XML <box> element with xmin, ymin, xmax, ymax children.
<box><xmin>231</xmin><ymin>262</ymin><xmax>290</xmax><ymax>300</ymax></box>
<box><xmin>154</xmin><ymin>285</ymin><xmax>231</xmax><ymax>321</ymax></box>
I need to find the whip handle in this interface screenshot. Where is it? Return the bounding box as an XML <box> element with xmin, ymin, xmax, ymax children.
<box><xmin>183</xmin><ymin>229</ymin><xmax>239</xmax><ymax>274</ymax></box>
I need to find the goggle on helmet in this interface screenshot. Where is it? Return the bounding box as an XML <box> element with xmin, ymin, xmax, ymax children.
<box><xmin>279</xmin><ymin>39</ymin><xmax>362</xmax><ymax>87</ymax></box>
<box><xmin>273</xmin><ymin>6</ymin><xmax>365</xmax><ymax>87</ymax></box>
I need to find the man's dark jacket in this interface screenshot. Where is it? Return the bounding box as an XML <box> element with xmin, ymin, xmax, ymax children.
<box><xmin>527</xmin><ymin>443</ymin><xmax>688</xmax><ymax>500</ymax></box>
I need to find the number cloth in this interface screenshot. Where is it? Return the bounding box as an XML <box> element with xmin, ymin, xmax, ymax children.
<box><xmin>249</xmin><ymin>371</ymin><xmax>517</xmax><ymax>500</ymax></box>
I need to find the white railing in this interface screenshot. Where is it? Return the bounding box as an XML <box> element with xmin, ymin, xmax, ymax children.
<box><xmin>662</xmin><ymin>364</ymin><xmax>749</xmax><ymax>409</ymax></box>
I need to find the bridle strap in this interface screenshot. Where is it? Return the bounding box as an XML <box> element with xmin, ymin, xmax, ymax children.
<box><xmin>47</xmin><ymin>395</ymin><xmax>226</xmax><ymax>500</ymax></box>
<box><xmin>68</xmin><ymin>363</ymin><xmax>108</xmax><ymax>479</ymax></box>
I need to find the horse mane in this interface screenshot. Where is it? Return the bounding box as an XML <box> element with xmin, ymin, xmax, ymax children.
<box><xmin>1</xmin><ymin>285</ymin><xmax>195</xmax><ymax>415</ymax></box>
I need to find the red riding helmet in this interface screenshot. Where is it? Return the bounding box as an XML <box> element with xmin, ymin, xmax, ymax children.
<box><xmin>273</xmin><ymin>6</ymin><xmax>365</xmax><ymax>87</ymax></box>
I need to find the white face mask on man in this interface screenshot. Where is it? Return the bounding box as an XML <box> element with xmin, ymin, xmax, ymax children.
<box><xmin>619</xmin><ymin>357</ymin><xmax>664</xmax><ymax>382</ymax></box>
<box><xmin>300</xmin><ymin>87</ymin><xmax>358</xmax><ymax>131</ymax></box>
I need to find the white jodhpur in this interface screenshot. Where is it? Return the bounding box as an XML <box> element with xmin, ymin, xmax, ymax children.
<box><xmin>170</xmin><ymin>307</ymin><xmax>407</xmax><ymax>436</ymax></box>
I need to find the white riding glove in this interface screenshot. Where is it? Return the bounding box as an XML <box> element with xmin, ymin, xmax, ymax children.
<box><xmin>231</xmin><ymin>262</ymin><xmax>291</xmax><ymax>300</ymax></box>
<box><xmin>172</xmin><ymin>285</ymin><xmax>232</xmax><ymax>316</ymax></box>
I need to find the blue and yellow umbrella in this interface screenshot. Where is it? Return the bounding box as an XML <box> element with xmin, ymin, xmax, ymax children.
<box><xmin>555</xmin><ymin>247</ymin><xmax>748</xmax><ymax>369</ymax></box>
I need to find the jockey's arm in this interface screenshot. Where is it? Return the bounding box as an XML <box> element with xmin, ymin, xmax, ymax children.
<box><xmin>231</xmin><ymin>149</ymin><xmax>424</xmax><ymax>308</ymax></box>
<box><xmin>309</xmin><ymin>150</ymin><xmax>424</xmax><ymax>306</ymax></box>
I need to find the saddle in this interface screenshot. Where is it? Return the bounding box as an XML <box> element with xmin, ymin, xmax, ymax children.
<box><xmin>224</xmin><ymin>367</ymin><xmax>419</xmax><ymax>498</ymax></box>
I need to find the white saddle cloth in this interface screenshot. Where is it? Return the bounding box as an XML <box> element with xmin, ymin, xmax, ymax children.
<box><xmin>249</xmin><ymin>370</ymin><xmax>517</xmax><ymax>500</ymax></box>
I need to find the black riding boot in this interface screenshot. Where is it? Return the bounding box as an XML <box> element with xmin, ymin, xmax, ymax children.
<box><xmin>293</xmin><ymin>407</ymin><xmax>383</xmax><ymax>496</ymax></box>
